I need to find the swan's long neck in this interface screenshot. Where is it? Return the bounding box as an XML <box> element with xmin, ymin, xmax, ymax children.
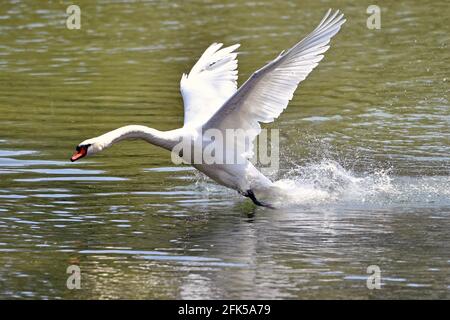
<box><xmin>95</xmin><ymin>125</ymin><xmax>181</xmax><ymax>151</ymax></box>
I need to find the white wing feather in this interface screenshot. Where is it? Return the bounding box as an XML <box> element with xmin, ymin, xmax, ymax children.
<box><xmin>203</xmin><ymin>9</ymin><xmax>346</xmax><ymax>158</ymax></box>
<box><xmin>181</xmin><ymin>43</ymin><xmax>240</xmax><ymax>127</ymax></box>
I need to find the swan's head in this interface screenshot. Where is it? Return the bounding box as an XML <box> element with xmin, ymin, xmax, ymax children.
<box><xmin>70</xmin><ymin>138</ymin><xmax>104</xmax><ymax>162</ymax></box>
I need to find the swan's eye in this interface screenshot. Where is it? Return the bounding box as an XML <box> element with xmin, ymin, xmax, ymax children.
<box><xmin>76</xmin><ymin>144</ymin><xmax>91</xmax><ymax>151</ymax></box>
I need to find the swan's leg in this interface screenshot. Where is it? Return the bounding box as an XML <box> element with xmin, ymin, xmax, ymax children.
<box><xmin>242</xmin><ymin>190</ymin><xmax>275</xmax><ymax>209</ymax></box>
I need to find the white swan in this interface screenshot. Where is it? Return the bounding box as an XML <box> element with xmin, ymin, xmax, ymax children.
<box><xmin>71</xmin><ymin>9</ymin><xmax>346</xmax><ymax>208</ymax></box>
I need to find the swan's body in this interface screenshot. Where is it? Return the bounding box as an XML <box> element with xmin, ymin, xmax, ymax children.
<box><xmin>71</xmin><ymin>10</ymin><xmax>346</xmax><ymax>208</ymax></box>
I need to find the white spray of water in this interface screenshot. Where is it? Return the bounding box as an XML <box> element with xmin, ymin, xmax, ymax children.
<box><xmin>267</xmin><ymin>159</ymin><xmax>394</xmax><ymax>207</ymax></box>
<box><xmin>186</xmin><ymin>157</ymin><xmax>449</xmax><ymax>208</ymax></box>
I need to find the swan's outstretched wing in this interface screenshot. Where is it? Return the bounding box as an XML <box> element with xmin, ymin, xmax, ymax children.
<box><xmin>203</xmin><ymin>9</ymin><xmax>346</xmax><ymax>158</ymax></box>
<box><xmin>181</xmin><ymin>43</ymin><xmax>240</xmax><ymax>127</ymax></box>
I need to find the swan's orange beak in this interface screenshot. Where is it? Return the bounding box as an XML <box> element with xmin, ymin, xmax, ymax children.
<box><xmin>71</xmin><ymin>146</ymin><xmax>87</xmax><ymax>162</ymax></box>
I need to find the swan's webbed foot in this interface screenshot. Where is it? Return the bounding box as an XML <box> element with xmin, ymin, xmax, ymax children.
<box><xmin>241</xmin><ymin>190</ymin><xmax>275</xmax><ymax>209</ymax></box>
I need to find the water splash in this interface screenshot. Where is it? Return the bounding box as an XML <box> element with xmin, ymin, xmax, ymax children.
<box><xmin>268</xmin><ymin>160</ymin><xmax>394</xmax><ymax>206</ymax></box>
<box><xmin>262</xmin><ymin>158</ymin><xmax>450</xmax><ymax>208</ymax></box>
<box><xmin>185</xmin><ymin>157</ymin><xmax>449</xmax><ymax>208</ymax></box>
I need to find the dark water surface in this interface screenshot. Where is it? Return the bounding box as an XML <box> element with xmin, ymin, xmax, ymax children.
<box><xmin>0</xmin><ymin>1</ymin><xmax>449</xmax><ymax>299</ymax></box>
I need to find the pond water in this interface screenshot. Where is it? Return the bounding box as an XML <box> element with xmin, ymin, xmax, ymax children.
<box><xmin>0</xmin><ymin>0</ymin><xmax>449</xmax><ymax>299</ymax></box>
